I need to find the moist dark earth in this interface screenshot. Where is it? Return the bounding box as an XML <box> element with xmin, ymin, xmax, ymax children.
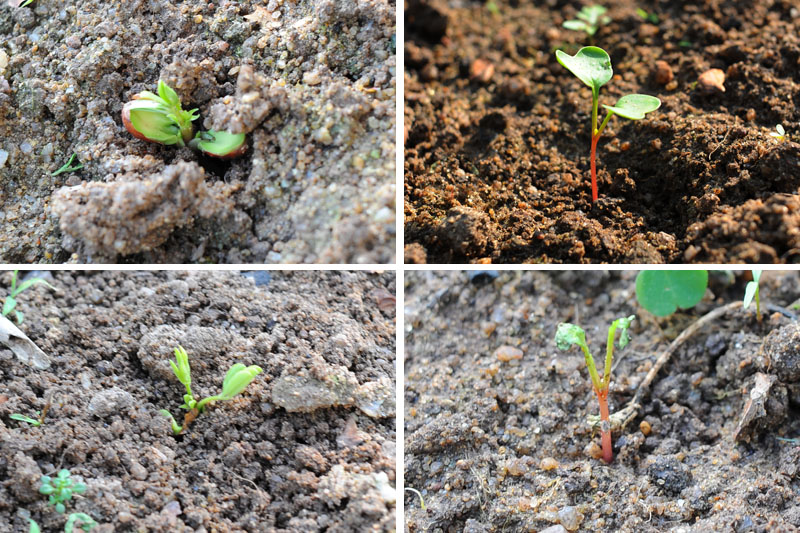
<box><xmin>405</xmin><ymin>0</ymin><xmax>800</xmax><ymax>264</ymax></box>
<box><xmin>404</xmin><ymin>270</ymin><xmax>800</xmax><ymax>532</ymax></box>
<box><xmin>0</xmin><ymin>270</ymin><xmax>396</xmax><ymax>531</ymax></box>
<box><xmin>0</xmin><ymin>0</ymin><xmax>395</xmax><ymax>264</ymax></box>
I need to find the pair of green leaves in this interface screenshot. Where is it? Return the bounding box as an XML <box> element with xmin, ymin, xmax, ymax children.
<box><xmin>555</xmin><ymin>46</ymin><xmax>661</xmax><ymax>120</ymax></box>
<box><xmin>562</xmin><ymin>5</ymin><xmax>610</xmax><ymax>37</ymax></box>
<box><xmin>161</xmin><ymin>345</ymin><xmax>262</xmax><ymax>435</ymax></box>
<box><xmin>555</xmin><ymin>315</ymin><xmax>635</xmax><ymax>391</ymax></box>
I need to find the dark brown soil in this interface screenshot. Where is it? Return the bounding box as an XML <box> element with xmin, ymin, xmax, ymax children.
<box><xmin>0</xmin><ymin>270</ymin><xmax>396</xmax><ymax>531</ymax></box>
<box><xmin>0</xmin><ymin>0</ymin><xmax>395</xmax><ymax>264</ymax></box>
<box><xmin>404</xmin><ymin>270</ymin><xmax>800</xmax><ymax>531</ymax></box>
<box><xmin>404</xmin><ymin>0</ymin><xmax>800</xmax><ymax>263</ymax></box>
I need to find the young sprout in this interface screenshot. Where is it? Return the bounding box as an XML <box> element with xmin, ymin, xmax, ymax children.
<box><xmin>39</xmin><ymin>469</ymin><xmax>86</xmax><ymax>514</ymax></box>
<box><xmin>635</xmin><ymin>7</ymin><xmax>659</xmax><ymax>24</ymax></box>
<box><xmin>18</xmin><ymin>0</ymin><xmax>34</xmax><ymax>6</ymax></box>
<box><xmin>122</xmin><ymin>80</ymin><xmax>199</xmax><ymax>146</ymax></box>
<box><xmin>3</xmin><ymin>270</ymin><xmax>55</xmax><ymax>324</ymax></box>
<box><xmin>743</xmin><ymin>270</ymin><xmax>762</xmax><ymax>323</ymax></box>
<box><xmin>562</xmin><ymin>5</ymin><xmax>610</xmax><ymax>38</ymax></box>
<box><xmin>65</xmin><ymin>513</ymin><xmax>98</xmax><ymax>533</ymax></box>
<box><xmin>190</xmin><ymin>130</ymin><xmax>247</xmax><ymax>159</ymax></box>
<box><xmin>51</xmin><ymin>153</ymin><xmax>84</xmax><ymax>177</ymax></box>
<box><xmin>159</xmin><ymin>345</ymin><xmax>262</xmax><ymax>435</ymax></box>
<box><xmin>770</xmin><ymin>124</ymin><xmax>786</xmax><ymax>142</ymax></box>
<box><xmin>404</xmin><ymin>487</ymin><xmax>427</xmax><ymax>510</ymax></box>
<box><xmin>556</xmin><ymin>46</ymin><xmax>661</xmax><ymax>201</ymax></box>
<box><xmin>555</xmin><ymin>315</ymin><xmax>635</xmax><ymax>463</ymax></box>
<box><xmin>10</xmin><ymin>411</ymin><xmax>43</xmax><ymax>426</ymax></box>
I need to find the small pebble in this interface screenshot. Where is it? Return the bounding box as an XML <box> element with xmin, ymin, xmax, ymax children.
<box><xmin>640</xmin><ymin>420</ymin><xmax>652</xmax><ymax>436</ymax></box>
<box><xmin>558</xmin><ymin>506</ymin><xmax>584</xmax><ymax>531</ymax></box>
<box><xmin>470</xmin><ymin>58</ymin><xmax>494</xmax><ymax>83</ymax></box>
<box><xmin>495</xmin><ymin>345</ymin><xmax>523</xmax><ymax>362</ymax></box>
<box><xmin>653</xmin><ymin>60</ymin><xmax>673</xmax><ymax>85</ymax></box>
<box><xmin>585</xmin><ymin>441</ymin><xmax>603</xmax><ymax>460</ymax></box>
<box><xmin>698</xmin><ymin>68</ymin><xmax>725</xmax><ymax>93</ymax></box>
<box><xmin>540</xmin><ymin>457</ymin><xmax>559</xmax><ymax>471</ymax></box>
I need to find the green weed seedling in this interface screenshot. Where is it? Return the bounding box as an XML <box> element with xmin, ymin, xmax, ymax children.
<box><xmin>3</xmin><ymin>270</ymin><xmax>54</xmax><ymax>324</ymax></box>
<box><xmin>635</xmin><ymin>8</ymin><xmax>659</xmax><ymax>24</ymax></box>
<box><xmin>51</xmin><ymin>153</ymin><xmax>84</xmax><ymax>177</ymax></box>
<box><xmin>555</xmin><ymin>46</ymin><xmax>661</xmax><ymax>201</ymax></box>
<box><xmin>10</xmin><ymin>412</ymin><xmax>43</xmax><ymax>426</ymax></box>
<box><xmin>29</xmin><ymin>513</ymin><xmax>97</xmax><ymax>533</ymax></box>
<box><xmin>743</xmin><ymin>270</ymin><xmax>762</xmax><ymax>323</ymax></box>
<box><xmin>159</xmin><ymin>345</ymin><xmax>262</xmax><ymax>435</ymax></box>
<box><xmin>562</xmin><ymin>5</ymin><xmax>610</xmax><ymax>38</ymax></box>
<box><xmin>555</xmin><ymin>315</ymin><xmax>635</xmax><ymax>463</ymax></box>
<box><xmin>122</xmin><ymin>80</ymin><xmax>246</xmax><ymax>158</ymax></box>
<box><xmin>39</xmin><ymin>469</ymin><xmax>86</xmax><ymax>514</ymax></box>
<box><xmin>635</xmin><ymin>270</ymin><xmax>708</xmax><ymax>317</ymax></box>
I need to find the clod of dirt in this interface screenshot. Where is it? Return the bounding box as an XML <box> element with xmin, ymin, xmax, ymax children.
<box><xmin>87</xmin><ymin>387</ymin><xmax>134</xmax><ymax>418</ymax></box>
<box><xmin>733</xmin><ymin>372</ymin><xmax>788</xmax><ymax>443</ymax></box>
<box><xmin>763</xmin><ymin>322</ymin><xmax>800</xmax><ymax>382</ymax></box>
<box><xmin>51</xmin><ymin>162</ymin><xmax>235</xmax><ymax>257</ymax></box>
<box><xmin>646</xmin><ymin>455</ymin><xmax>693</xmax><ymax>494</ymax></box>
<box><xmin>470</xmin><ymin>59</ymin><xmax>495</xmax><ymax>83</ymax></box>
<box><xmin>653</xmin><ymin>60</ymin><xmax>674</xmax><ymax>85</ymax></box>
<box><xmin>271</xmin><ymin>373</ymin><xmax>394</xmax><ymax>418</ymax></box>
<box><xmin>7</xmin><ymin>451</ymin><xmax>42</xmax><ymax>503</ymax></box>
<box><xmin>437</xmin><ymin>206</ymin><xmax>497</xmax><ymax>259</ymax></box>
<box><xmin>698</xmin><ymin>68</ymin><xmax>726</xmax><ymax>93</ymax></box>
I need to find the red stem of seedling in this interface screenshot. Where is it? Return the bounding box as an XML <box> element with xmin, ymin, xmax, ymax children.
<box><xmin>595</xmin><ymin>386</ymin><xmax>612</xmax><ymax>463</ymax></box>
<box><xmin>590</xmin><ymin>133</ymin><xmax>599</xmax><ymax>202</ymax></box>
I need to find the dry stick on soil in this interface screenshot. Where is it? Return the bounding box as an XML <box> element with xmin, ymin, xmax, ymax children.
<box><xmin>614</xmin><ymin>301</ymin><xmax>798</xmax><ymax>432</ymax></box>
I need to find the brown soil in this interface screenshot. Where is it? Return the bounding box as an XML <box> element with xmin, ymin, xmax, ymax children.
<box><xmin>0</xmin><ymin>270</ymin><xmax>396</xmax><ymax>531</ymax></box>
<box><xmin>404</xmin><ymin>0</ymin><xmax>800</xmax><ymax>264</ymax></box>
<box><xmin>404</xmin><ymin>270</ymin><xmax>800</xmax><ymax>531</ymax></box>
<box><xmin>0</xmin><ymin>0</ymin><xmax>395</xmax><ymax>264</ymax></box>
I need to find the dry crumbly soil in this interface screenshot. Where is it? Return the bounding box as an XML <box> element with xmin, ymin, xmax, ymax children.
<box><xmin>0</xmin><ymin>0</ymin><xmax>396</xmax><ymax>264</ymax></box>
<box><xmin>404</xmin><ymin>0</ymin><xmax>800</xmax><ymax>264</ymax></box>
<box><xmin>0</xmin><ymin>270</ymin><xmax>396</xmax><ymax>531</ymax></box>
<box><xmin>404</xmin><ymin>270</ymin><xmax>800</xmax><ymax>532</ymax></box>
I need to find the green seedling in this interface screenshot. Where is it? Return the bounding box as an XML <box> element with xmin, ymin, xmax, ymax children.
<box><xmin>122</xmin><ymin>80</ymin><xmax>199</xmax><ymax>146</ymax></box>
<box><xmin>29</xmin><ymin>514</ymin><xmax>97</xmax><ymax>533</ymax></box>
<box><xmin>556</xmin><ymin>46</ymin><xmax>661</xmax><ymax>201</ymax></box>
<box><xmin>635</xmin><ymin>270</ymin><xmax>708</xmax><ymax>317</ymax></box>
<box><xmin>555</xmin><ymin>315</ymin><xmax>635</xmax><ymax>463</ymax></box>
<box><xmin>18</xmin><ymin>0</ymin><xmax>34</xmax><ymax>6</ymax></box>
<box><xmin>635</xmin><ymin>8</ymin><xmax>659</xmax><ymax>24</ymax></box>
<box><xmin>190</xmin><ymin>130</ymin><xmax>247</xmax><ymax>159</ymax></box>
<box><xmin>485</xmin><ymin>0</ymin><xmax>499</xmax><ymax>15</ymax></box>
<box><xmin>51</xmin><ymin>153</ymin><xmax>84</xmax><ymax>176</ymax></box>
<box><xmin>39</xmin><ymin>469</ymin><xmax>86</xmax><ymax>514</ymax></box>
<box><xmin>3</xmin><ymin>270</ymin><xmax>55</xmax><ymax>324</ymax></box>
<box><xmin>10</xmin><ymin>411</ymin><xmax>43</xmax><ymax>426</ymax></box>
<box><xmin>770</xmin><ymin>124</ymin><xmax>786</xmax><ymax>142</ymax></box>
<box><xmin>743</xmin><ymin>270</ymin><xmax>762</xmax><ymax>323</ymax></box>
<box><xmin>562</xmin><ymin>5</ymin><xmax>610</xmax><ymax>38</ymax></box>
<box><xmin>159</xmin><ymin>345</ymin><xmax>262</xmax><ymax>435</ymax></box>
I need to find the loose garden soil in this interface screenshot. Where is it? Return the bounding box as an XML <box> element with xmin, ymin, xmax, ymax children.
<box><xmin>404</xmin><ymin>0</ymin><xmax>800</xmax><ymax>264</ymax></box>
<box><xmin>404</xmin><ymin>270</ymin><xmax>800</xmax><ymax>531</ymax></box>
<box><xmin>1</xmin><ymin>270</ymin><xmax>396</xmax><ymax>531</ymax></box>
<box><xmin>0</xmin><ymin>0</ymin><xmax>396</xmax><ymax>264</ymax></box>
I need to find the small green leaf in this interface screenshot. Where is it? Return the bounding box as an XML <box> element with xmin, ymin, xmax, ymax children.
<box><xmin>10</xmin><ymin>413</ymin><xmax>41</xmax><ymax>426</ymax></box>
<box><xmin>602</xmin><ymin>94</ymin><xmax>661</xmax><ymax>120</ymax></box>
<box><xmin>613</xmin><ymin>315</ymin><xmax>636</xmax><ymax>349</ymax></box>
<box><xmin>15</xmin><ymin>310</ymin><xmax>23</xmax><ymax>324</ymax></box>
<box><xmin>555</xmin><ymin>323</ymin><xmax>588</xmax><ymax>351</ymax></box>
<box><xmin>2</xmin><ymin>296</ymin><xmax>16</xmax><ymax>317</ymax></box>
<box><xmin>635</xmin><ymin>270</ymin><xmax>708</xmax><ymax>317</ymax></box>
<box><xmin>555</xmin><ymin>46</ymin><xmax>613</xmax><ymax>94</ymax></box>
<box><xmin>39</xmin><ymin>484</ymin><xmax>54</xmax><ymax>495</ymax></box>
<box><xmin>12</xmin><ymin>276</ymin><xmax>55</xmax><ymax>298</ymax></box>
<box><xmin>65</xmin><ymin>513</ymin><xmax>98</xmax><ymax>533</ymax></box>
<box><xmin>157</xmin><ymin>80</ymin><xmax>181</xmax><ymax>108</ymax></box>
<box><xmin>29</xmin><ymin>519</ymin><xmax>41</xmax><ymax>533</ymax></box>
<box><xmin>220</xmin><ymin>364</ymin><xmax>263</xmax><ymax>399</ymax></box>
<box><xmin>562</xmin><ymin>20</ymin><xmax>589</xmax><ymax>32</ymax></box>
<box><xmin>192</xmin><ymin>130</ymin><xmax>246</xmax><ymax>157</ymax></box>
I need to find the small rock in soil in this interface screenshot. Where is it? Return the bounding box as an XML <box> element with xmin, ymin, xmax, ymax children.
<box><xmin>698</xmin><ymin>68</ymin><xmax>726</xmax><ymax>93</ymax></box>
<box><xmin>557</xmin><ymin>506</ymin><xmax>584</xmax><ymax>531</ymax></box>
<box><xmin>733</xmin><ymin>372</ymin><xmax>788</xmax><ymax>442</ymax></box>
<box><xmin>646</xmin><ymin>455</ymin><xmax>692</xmax><ymax>494</ymax></box>
<box><xmin>494</xmin><ymin>345</ymin><xmax>522</xmax><ymax>362</ymax></box>
<box><xmin>470</xmin><ymin>59</ymin><xmax>494</xmax><ymax>83</ymax></box>
<box><xmin>762</xmin><ymin>322</ymin><xmax>800</xmax><ymax>382</ymax></box>
<box><xmin>540</xmin><ymin>527</ymin><xmax>568</xmax><ymax>533</ymax></box>
<box><xmin>8</xmin><ymin>452</ymin><xmax>42</xmax><ymax>503</ymax></box>
<box><xmin>87</xmin><ymin>387</ymin><xmax>134</xmax><ymax>418</ymax></box>
<box><xmin>653</xmin><ymin>60</ymin><xmax>674</xmax><ymax>85</ymax></box>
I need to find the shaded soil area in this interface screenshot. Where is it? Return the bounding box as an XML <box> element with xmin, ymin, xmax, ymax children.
<box><xmin>404</xmin><ymin>0</ymin><xmax>800</xmax><ymax>263</ymax></box>
<box><xmin>1</xmin><ymin>270</ymin><xmax>396</xmax><ymax>531</ymax></box>
<box><xmin>404</xmin><ymin>270</ymin><xmax>800</xmax><ymax>531</ymax></box>
<box><xmin>0</xmin><ymin>0</ymin><xmax>395</xmax><ymax>264</ymax></box>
